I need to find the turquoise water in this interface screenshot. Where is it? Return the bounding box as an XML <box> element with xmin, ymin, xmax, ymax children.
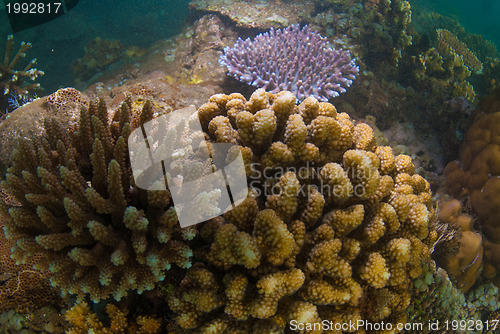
<box><xmin>1</xmin><ymin>0</ymin><xmax>498</xmax><ymax>93</ymax></box>
<box><xmin>0</xmin><ymin>0</ymin><xmax>190</xmax><ymax>92</ymax></box>
<box><xmin>1</xmin><ymin>1</ymin><xmax>500</xmax><ymax>332</ymax></box>
<box><xmin>414</xmin><ymin>0</ymin><xmax>500</xmax><ymax>46</ymax></box>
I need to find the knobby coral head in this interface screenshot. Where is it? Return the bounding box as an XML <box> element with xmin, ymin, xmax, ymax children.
<box><xmin>219</xmin><ymin>24</ymin><xmax>359</xmax><ymax>103</ymax></box>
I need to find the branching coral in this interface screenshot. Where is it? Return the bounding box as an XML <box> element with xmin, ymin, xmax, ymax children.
<box><xmin>0</xmin><ymin>35</ymin><xmax>44</xmax><ymax>112</ymax></box>
<box><xmin>168</xmin><ymin>89</ymin><xmax>436</xmax><ymax>332</ymax></box>
<box><xmin>437</xmin><ymin>29</ymin><xmax>483</xmax><ymax>74</ymax></box>
<box><xmin>65</xmin><ymin>302</ymin><xmax>161</xmax><ymax>334</ymax></box>
<box><xmin>0</xmin><ymin>97</ymin><xmax>193</xmax><ymax>302</ymax></box>
<box><xmin>219</xmin><ymin>25</ymin><xmax>359</xmax><ymax>102</ymax></box>
<box><xmin>398</xmin><ymin>29</ymin><xmax>483</xmax><ymax>103</ymax></box>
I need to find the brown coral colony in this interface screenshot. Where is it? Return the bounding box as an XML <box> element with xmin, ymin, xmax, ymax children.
<box><xmin>171</xmin><ymin>89</ymin><xmax>435</xmax><ymax>330</ymax></box>
<box><xmin>0</xmin><ymin>87</ymin><xmax>437</xmax><ymax>332</ymax></box>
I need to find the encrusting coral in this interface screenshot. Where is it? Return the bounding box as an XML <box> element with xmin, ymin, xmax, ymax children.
<box><xmin>0</xmin><ymin>221</ymin><xmax>63</xmax><ymax>314</ymax></box>
<box><xmin>0</xmin><ymin>96</ymin><xmax>193</xmax><ymax>302</ymax></box>
<box><xmin>0</xmin><ymin>187</ymin><xmax>63</xmax><ymax>314</ymax></box>
<box><xmin>168</xmin><ymin>89</ymin><xmax>437</xmax><ymax>332</ymax></box>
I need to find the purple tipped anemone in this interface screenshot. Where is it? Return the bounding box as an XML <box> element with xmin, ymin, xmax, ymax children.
<box><xmin>219</xmin><ymin>24</ymin><xmax>359</xmax><ymax>102</ymax></box>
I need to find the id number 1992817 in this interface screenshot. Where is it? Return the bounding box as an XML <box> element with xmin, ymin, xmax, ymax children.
<box><xmin>5</xmin><ymin>2</ymin><xmax>62</xmax><ymax>14</ymax></box>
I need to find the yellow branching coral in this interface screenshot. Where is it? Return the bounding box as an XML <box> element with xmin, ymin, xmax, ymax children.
<box><xmin>168</xmin><ymin>90</ymin><xmax>436</xmax><ymax>331</ymax></box>
<box><xmin>319</xmin><ymin>162</ymin><xmax>353</xmax><ymax>204</ymax></box>
<box><xmin>0</xmin><ymin>97</ymin><xmax>193</xmax><ymax>302</ymax></box>
<box><xmin>343</xmin><ymin>149</ymin><xmax>381</xmax><ymax>200</ymax></box>
<box><xmin>437</xmin><ymin>29</ymin><xmax>483</xmax><ymax>73</ymax></box>
<box><xmin>208</xmin><ymin>224</ymin><xmax>260</xmax><ymax>269</ymax></box>
<box><xmin>375</xmin><ymin>146</ymin><xmax>395</xmax><ymax>175</ymax></box>
<box><xmin>65</xmin><ymin>302</ymin><xmax>161</xmax><ymax>334</ymax></box>
<box><xmin>266</xmin><ymin>171</ymin><xmax>301</xmax><ymax>220</ymax></box>
<box><xmin>353</xmin><ymin>123</ymin><xmax>376</xmax><ymax>151</ymax></box>
<box><xmin>360</xmin><ymin>252</ymin><xmax>390</xmax><ymax>289</ymax></box>
<box><xmin>394</xmin><ymin>154</ymin><xmax>415</xmax><ymax>175</ymax></box>
<box><xmin>251</xmin><ymin>268</ymin><xmax>305</xmax><ymax>319</ymax></box>
<box><xmin>323</xmin><ymin>204</ymin><xmax>364</xmax><ymax>237</ymax></box>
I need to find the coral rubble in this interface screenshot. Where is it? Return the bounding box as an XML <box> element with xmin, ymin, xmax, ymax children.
<box><xmin>220</xmin><ymin>25</ymin><xmax>359</xmax><ymax>102</ymax></box>
<box><xmin>168</xmin><ymin>89</ymin><xmax>436</xmax><ymax>331</ymax></box>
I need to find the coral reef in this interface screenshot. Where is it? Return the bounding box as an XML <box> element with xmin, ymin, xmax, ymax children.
<box><xmin>0</xmin><ymin>96</ymin><xmax>193</xmax><ymax>302</ymax></box>
<box><xmin>71</xmin><ymin>37</ymin><xmax>125</xmax><ymax>82</ymax></box>
<box><xmin>433</xmin><ymin>199</ymin><xmax>483</xmax><ymax>292</ymax></box>
<box><xmin>65</xmin><ymin>302</ymin><xmax>161</xmax><ymax>334</ymax></box>
<box><xmin>189</xmin><ymin>0</ymin><xmax>314</xmax><ymax>29</ymax></box>
<box><xmin>437</xmin><ymin>29</ymin><xmax>483</xmax><ymax>74</ymax></box>
<box><xmin>0</xmin><ymin>35</ymin><xmax>44</xmax><ymax>114</ymax></box>
<box><xmin>444</xmin><ymin>92</ymin><xmax>500</xmax><ymax>287</ymax></box>
<box><xmin>168</xmin><ymin>89</ymin><xmax>436</xmax><ymax>331</ymax></box>
<box><xmin>400</xmin><ymin>44</ymin><xmax>477</xmax><ymax>102</ymax></box>
<box><xmin>220</xmin><ymin>25</ymin><xmax>358</xmax><ymax>102</ymax></box>
<box><xmin>397</xmin><ymin>25</ymin><xmax>485</xmax><ymax>103</ymax></box>
<box><xmin>411</xmin><ymin>10</ymin><xmax>500</xmax><ymax>96</ymax></box>
<box><xmin>339</xmin><ymin>0</ymin><xmax>413</xmax><ymax>71</ymax></box>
